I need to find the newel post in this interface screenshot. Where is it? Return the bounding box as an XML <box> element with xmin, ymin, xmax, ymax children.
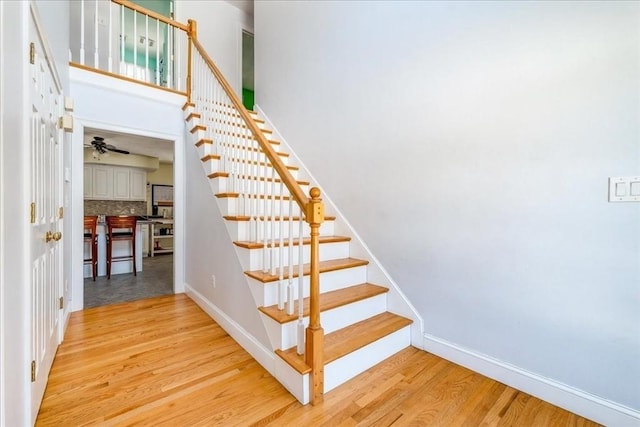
<box><xmin>305</xmin><ymin>187</ymin><xmax>325</xmax><ymax>405</ymax></box>
<box><xmin>186</xmin><ymin>19</ymin><xmax>197</xmax><ymax>103</ymax></box>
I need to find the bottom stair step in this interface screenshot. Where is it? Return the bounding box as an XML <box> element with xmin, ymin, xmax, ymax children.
<box><xmin>275</xmin><ymin>311</ymin><xmax>413</xmax><ymax>374</ymax></box>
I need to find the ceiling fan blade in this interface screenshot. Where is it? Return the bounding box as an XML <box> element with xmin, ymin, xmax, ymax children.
<box><xmin>107</xmin><ymin>147</ymin><xmax>130</xmax><ymax>155</ymax></box>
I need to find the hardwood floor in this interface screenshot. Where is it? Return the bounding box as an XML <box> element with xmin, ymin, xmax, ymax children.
<box><xmin>37</xmin><ymin>295</ymin><xmax>600</xmax><ymax>426</ymax></box>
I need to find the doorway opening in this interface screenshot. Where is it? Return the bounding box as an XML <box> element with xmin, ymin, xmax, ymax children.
<box><xmin>82</xmin><ymin>128</ymin><xmax>175</xmax><ymax>308</ymax></box>
<box><xmin>242</xmin><ymin>30</ymin><xmax>254</xmax><ymax>110</ymax></box>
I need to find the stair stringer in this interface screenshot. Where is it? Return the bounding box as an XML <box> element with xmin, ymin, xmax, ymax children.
<box><xmin>254</xmin><ymin>105</ymin><xmax>425</xmax><ymax>349</ymax></box>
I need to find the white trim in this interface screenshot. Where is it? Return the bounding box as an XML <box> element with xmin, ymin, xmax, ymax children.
<box><xmin>184</xmin><ymin>283</ymin><xmax>276</xmax><ymax>377</ymax></box>
<box><xmin>0</xmin><ymin>1</ymin><xmax>5</xmax><ymax>422</ymax></box>
<box><xmin>423</xmin><ymin>333</ymin><xmax>640</xmax><ymax>427</ymax></box>
<box><xmin>254</xmin><ymin>104</ymin><xmax>425</xmax><ymax>348</ymax></box>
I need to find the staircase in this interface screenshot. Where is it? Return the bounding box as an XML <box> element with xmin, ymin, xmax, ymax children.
<box><xmin>183</xmin><ymin>102</ymin><xmax>413</xmax><ymax>403</ymax></box>
<box><xmin>182</xmin><ymin>23</ymin><xmax>417</xmax><ymax>404</ymax></box>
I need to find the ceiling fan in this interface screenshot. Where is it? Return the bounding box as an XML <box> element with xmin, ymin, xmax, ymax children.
<box><xmin>86</xmin><ymin>136</ymin><xmax>130</xmax><ymax>155</ymax></box>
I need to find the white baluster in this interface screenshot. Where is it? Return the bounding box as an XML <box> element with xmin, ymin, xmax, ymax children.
<box><xmin>270</xmin><ymin>166</ymin><xmax>277</xmax><ymax>276</ymax></box>
<box><xmin>94</xmin><ymin>0</ymin><xmax>98</xmax><ymax>67</ymax></box>
<box><xmin>277</xmin><ymin>181</ymin><xmax>285</xmax><ymax>310</ymax></box>
<box><xmin>80</xmin><ymin>0</ymin><xmax>85</xmax><ymax>65</ymax></box>
<box><xmin>120</xmin><ymin>4</ymin><xmax>124</xmax><ymax>73</ymax></box>
<box><xmin>297</xmin><ymin>213</ymin><xmax>305</xmax><ymax>355</ymax></box>
<box><xmin>145</xmin><ymin>15</ymin><xmax>149</xmax><ymax>83</ymax></box>
<box><xmin>133</xmin><ymin>11</ymin><xmax>137</xmax><ymax>72</ymax></box>
<box><xmin>167</xmin><ymin>24</ymin><xmax>172</xmax><ymax>88</ymax></box>
<box><xmin>287</xmin><ymin>198</ymin><xmax>294</xmax><ymax>315</ymax></box>
<box><xmin>262</xmin><ymin>159</ymin><xmax>269</xmax><ymax>273</ymax></box>
<box><xmin>155</xmin><ymin>19</ymin><xmax>160</xmax><ymax>85</ymax></box>
<box><xmin>108</xmin><ymin>2</ymin><xmax>112</xmax><ymax>72</ymax></box>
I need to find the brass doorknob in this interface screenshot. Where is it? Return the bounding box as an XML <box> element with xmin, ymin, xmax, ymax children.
<box><xmin>45</xmin><ymin>231</ymin><xmax>62</xmax><ymax>242</ymax></box>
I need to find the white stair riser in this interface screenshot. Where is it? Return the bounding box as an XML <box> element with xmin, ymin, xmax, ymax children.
<box><xmin>196</xmin><ymin>143</ymin><xmax>289</xmax><ymax>166</ymax></box>
<box><xmin>209</xmin><ymin>176</ymin><xmax>309</xmax><ymax>197</ymax></box>
<box><xmin>202</xmin><ymin>117</ymin><xmax>267</xmax><ymax>132</ymax></box>
<box><xmin>200</xmin><ymin>157</ymin><xmax>299</xmax><ymax>180</ymax></box>
<box><xmin>216</xmin><ymin>196</ymin><xmax>298</xmax><ymax>217</ymax></box>
<box><xmin>223</xmin><ymin>216</ymin><xmax>335</xmax><ymax>242</ymax></box>
<box><xmin>324</xmin><ymin>325</ymin><xmax>411</xmax><ymax>393</ymax></box>
<box><xmin>262</xmin><ymin>293</ymin><xmax>388</xmax><ymax>350</ymax></box>
<box><xmin>247</xmin><ymin>265</ymin><xmax>368</xmax><ymax>308</ymax></box>
<box><xmin>194</xmin><ymin>103</ymin><xmax>260</xmax><ymax>119</ymax></box>
<box><xmin>197</xmin><ymin>150</ymin><xmax>296</xmax><ymax>173</ymax></box>
<box><xmin>236</xmin><ymin>240</ymin><xmax>350</xmax><ymax>271</ymax></box>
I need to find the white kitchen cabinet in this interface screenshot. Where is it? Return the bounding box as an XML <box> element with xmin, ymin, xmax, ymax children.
<box><xmin>84</xmin><ymin>165</ymin><xmax>93</xmax><ymax>198</ymax></box>
<box><xmin>84</xmin><ymin>164</ymin><xmax>147</xmax><ymax>201</ymax></box>
<box><xmin>112</xmin><ymin>167</ymin><xmax>131</xmax><ymax>199</ymax></box>
<box><xmin>129</xmin><ymin>169</ymin><xmax>147</xmax><ymax>201</ymax></box>
<box><xmin>92</xmin><ymin>165</ymin><xmax>114</xmax><ymax>199</ymax></box>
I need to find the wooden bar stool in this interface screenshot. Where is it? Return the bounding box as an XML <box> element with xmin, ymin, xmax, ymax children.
<box><xmin>106</xmin><ymin>216</ymin><xmax>137</xmax><ymax>279</ymax></box>
<box><xmin>83</xmin><ymin>216</ymin><xmax>98</xmax><ymax>281</ymax></box>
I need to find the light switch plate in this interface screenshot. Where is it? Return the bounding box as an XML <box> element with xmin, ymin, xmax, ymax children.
<box><xmin>609</xmin><ymin>176</ymin><xmax>640</xmax><ymax>202</ymax></box>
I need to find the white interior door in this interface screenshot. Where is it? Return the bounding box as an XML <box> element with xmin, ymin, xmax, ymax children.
<box><xmin>29</xmin><ymin>12</ymin><xmax>63</xmax><ymax>422</ymax></box>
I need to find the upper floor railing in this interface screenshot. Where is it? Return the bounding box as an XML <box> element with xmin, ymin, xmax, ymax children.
<box><xmin>69</xmin><ymin>0</ymin><xmax>188</xmax><ymax>94</ymax></box>
<box><xmin>70</xmin><ymin>0</ymin><xmax>327</xmax><ymax>404</ymax></box>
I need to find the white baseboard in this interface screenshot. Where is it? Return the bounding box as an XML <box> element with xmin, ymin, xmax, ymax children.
<box><xmin>184</xmin><ymin>283</ymin><xmax>276</xmax><ymax>377</ymax></box>
<box><xmin>423</xmin><ymin>334</ymin><xmax>640</xmax><ymax>427</ymax></box>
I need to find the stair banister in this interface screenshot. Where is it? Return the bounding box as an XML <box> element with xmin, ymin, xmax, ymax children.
<box><xmin>188</xmin><ymin>19</ymin><xmax>326</xmax><ymax>404</ymax></box>
<box><xmin>187</xmin><ymin>25</ymin><xmax>309</xmax><ymax>210</ymax></box>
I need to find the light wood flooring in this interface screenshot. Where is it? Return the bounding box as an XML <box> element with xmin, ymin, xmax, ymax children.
<box><xmin>36</xmin><ymin>294</ymin><xmax>600</xmax><ymax>426</ymax></box>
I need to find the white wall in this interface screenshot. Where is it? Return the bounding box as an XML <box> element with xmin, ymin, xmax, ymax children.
<box><xmin>173</xmin><ymin>0</ymin><xmax>270</xmax><ymax>347</ymax></box>
<box><xmin>35</xmin><ymin>0</ymin><xmax>69</xmax><ymax>91</ymax></box>
<box><xmin>255</xmin><ymin>0</ymin><xmax>640</xmax><ymax>417</ymax></box>
<box><xmin>183</xmin><ymin>140</ymin><xmax>271</xmax><ymax>347</ymax></box>
<box><xmin>174</xmin><ymin>0</ymin><xmax>253</xmax><ymax>96</ymax></box>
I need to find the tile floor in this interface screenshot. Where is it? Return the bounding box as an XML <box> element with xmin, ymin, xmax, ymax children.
<box><xmin>83</xmin><ymin>254</ymin><xmax>174</xmax><ymax>308</ymax></box>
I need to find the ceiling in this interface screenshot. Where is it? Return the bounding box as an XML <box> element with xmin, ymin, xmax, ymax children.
<box><xmin>84</xmin><ymin>128</ymin><xmax>174</xmax><ymax>163</ymax></box>
<box><xmin>224</xmin><ymin>0</ymin><xmax>254</xmax><ymax>16</ymax></box>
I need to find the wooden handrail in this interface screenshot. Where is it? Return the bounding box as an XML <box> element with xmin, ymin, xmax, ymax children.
<box><xmin>111</xmin><ymin>0</ymin><xmax>189</xmax><ymax>32</ymax></box>
<box><xmin>188</xmin><ymin>26</ymin><xmax>310</xmax><ymax>212</ymax></box>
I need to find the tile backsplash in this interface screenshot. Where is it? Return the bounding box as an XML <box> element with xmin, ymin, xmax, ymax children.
<box><xmin>84</xmin><ymin>200</ymin><xmax>147</xmax><ymax>216</ymax></box>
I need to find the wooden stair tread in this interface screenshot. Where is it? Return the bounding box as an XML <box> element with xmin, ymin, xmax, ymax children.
<box><xmin>259</xmin><ymin>283</ymin><xmax>387</xmax><ymax>324</ymax></box>
<box><xmin>223</xmin><ymin>215</ymin><xmax>336</xmax><ymax>222</ymax></box>
<box><xmin>275</xmin><ymin>312</ymin><xmax>413</xmax><ymax>374</ymax></box>
<box><xmin>234</xmin><ymin>235</ymin><xmax>349</xmax><ymax>249</ymax></box>
<box><xmin>246</xmin><ymin>258</ymin><xmax>368</xmax><ymax>283</ymax></box>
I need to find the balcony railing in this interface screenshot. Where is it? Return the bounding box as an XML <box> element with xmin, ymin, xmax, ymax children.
<box><xmin>69</xmin><ymin>0</ymin><xmax>188</xmax><ymax>94</ymax></box>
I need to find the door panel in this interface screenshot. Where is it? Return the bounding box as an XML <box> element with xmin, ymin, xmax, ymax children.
<box><xmin>29</xmin><ymin>13</ymin><xmax>63</xmax><ymax>422</ymax></box>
